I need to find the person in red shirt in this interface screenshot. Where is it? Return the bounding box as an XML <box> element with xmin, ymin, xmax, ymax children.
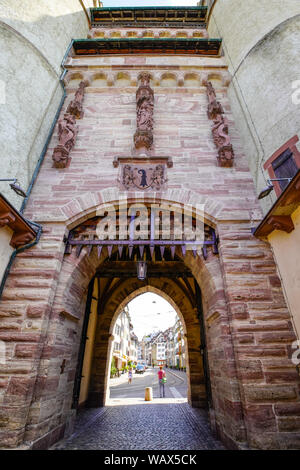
<box><xmin>157</xmin><ymin>366</ymin><xmax>166</xmax><ymax>398</ymax></box>
<box><xmin>128</xmin><ymin>367</ymin><xmax>133</xmax><ymax>384</ymax></box>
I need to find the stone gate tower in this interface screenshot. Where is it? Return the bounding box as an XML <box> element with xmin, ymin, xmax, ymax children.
<box><xmin>0</xmin><ymin>3</ymin><xmax>300</xmax><ymax>451</ymax></box>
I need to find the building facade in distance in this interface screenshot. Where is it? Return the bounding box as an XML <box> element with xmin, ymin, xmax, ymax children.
<box><xmin>112</xmin><ymin>306</ymin><xmax>138</xmax><ymax>370</ymax></box>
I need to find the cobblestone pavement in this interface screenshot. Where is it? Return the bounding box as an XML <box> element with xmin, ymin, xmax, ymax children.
<box><xmin>52</xmin><ymin>402</ymin><xmax>225</xmax><ymax>450</ymax></box>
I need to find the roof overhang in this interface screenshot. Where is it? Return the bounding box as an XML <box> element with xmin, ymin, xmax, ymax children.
<box><xmin>253</xmin><ymin>170</ymin><xmax>300</xmax><ymax>238</ymax></box>
<box><xmin>0</xmin><ymin>193</ymin><xmax>37</xmax><ymax>249</ymax></box>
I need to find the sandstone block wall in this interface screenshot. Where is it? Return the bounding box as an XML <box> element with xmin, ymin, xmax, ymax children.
<box><xmin>0</xmin><ymin>18</ymin><xmax>299</xmax><ymax>450</ymax></box>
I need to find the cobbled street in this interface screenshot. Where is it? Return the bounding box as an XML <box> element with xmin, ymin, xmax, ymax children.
<box><xmin>52</xmin><ymin>368</ymin><xmax>224</xmax><ymax>450</ymax></box>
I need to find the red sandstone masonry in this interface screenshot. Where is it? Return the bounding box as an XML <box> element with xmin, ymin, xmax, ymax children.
<box><xmin>0</xmin><ymin>49</ymin><xmax>299</xmax><ymax>450</ymax></box>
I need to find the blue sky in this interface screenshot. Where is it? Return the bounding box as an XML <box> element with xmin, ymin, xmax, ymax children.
<box><xmin>102</xmin><ymin>1</ymin><xmax>198</xmax><ymax>6</ymax></box>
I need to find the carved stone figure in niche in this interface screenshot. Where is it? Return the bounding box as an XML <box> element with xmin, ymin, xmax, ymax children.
<box><xmin>134</xmin><ymin>73</ymin><xmax>154</xmax><ymax>150</ymax></box>
<box><xmin>205</xmin><ymin>81</ymin><xmax>234</xmax><ymax>167</ymax></box>
<box><xmin>212</xmin><ymin>114</ymin><xmax>234</xmax><ymax>167</ymax></box>
<box><xmin>212</xmin><ymin>114</ymin><xmax>230</xmax><ymax>148</ymax></box>
<box><xmin>52</xmin><ymin>113</ymin><xmax>78</xmax><ymax>168</ymax></box>
<box><xmin>67</xmin><ymin>81</ymin><xmax>87</xmax><ymax>119</ymax></box>
<box><xmin>137</xmin><ymin>94</ymin><xmax>154</xmax><ymax>131</ymax></box>
<box><xmin>205</xmin><ymin>80</ymin><xmax>224</xmax><ymax>120</ymax></box>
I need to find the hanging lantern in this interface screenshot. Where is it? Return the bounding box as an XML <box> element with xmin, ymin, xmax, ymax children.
<box><xmin>137</xmin><ymin>261</ymin><xmax>147</xmax><ymax>280</ymax></box>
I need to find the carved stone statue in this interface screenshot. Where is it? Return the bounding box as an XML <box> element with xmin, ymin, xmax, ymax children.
<box><xmin>134</xmin><ymin>73</ymin><xmax>154</xmax><ymax>150</ymax></box>
<box><xmin>212</xmin><ymin>114</ymin><xmax>230</xmax><ymax>148</ymax></box>
<box><xmin>205</xmin><ymin>81</ymin><xmax>234</xmax><ymax>167</ymax></box>
<box><xmin>212</xmin><ymin>114</ymin><xmax>234</xmax><ymax>167</ymax></box>
<box><xmin>52</xmin><ymin>113</ymin><xmax>78</xmax><ymax>168</ymax></box>
<box><xmin>205</xmin><ymin>81</ymin><xmax>224</xmax><ymax>120</ymax></box>
<box><xmin>67</xmin><ymin>81</ymin><xmax>87</xmax><ymax>119</ymax></box>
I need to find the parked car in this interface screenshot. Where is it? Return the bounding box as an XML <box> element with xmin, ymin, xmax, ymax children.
<box><xmin>135</xmin><ymin>364</ymin><xmax>145</xmax><ymax>374</ymax></box>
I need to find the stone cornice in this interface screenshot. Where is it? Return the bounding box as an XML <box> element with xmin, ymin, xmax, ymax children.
<box><xmin>0</xmin><ymin>193</ymin><xmax>37</xmax><ymax>249</ymax></box>
<box><xmin>254</xmin><ymin>170</ymin><xmax>300</xmax><ymax>238</ymax></box>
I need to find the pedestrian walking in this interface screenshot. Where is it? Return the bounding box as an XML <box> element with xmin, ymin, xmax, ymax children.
<box><xmin>128</xmin><ymin>367</ymin><xmax>133</xmax><ymax>384</ymax></box>
<box><xmin>157</xmin><ymin>365</ymin><xmax>166</xmax><ymax>398</ymax></box>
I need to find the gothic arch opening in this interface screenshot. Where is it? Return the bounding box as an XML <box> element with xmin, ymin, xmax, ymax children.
<box><xmin>105</xmin><ymin>290</ymin><xmax>189</xmax><ymax>402</ymax></box>
<box><xmin>74</xmin><ymin>276</ymin><xmax>209</xmax><ymax>410</ymax></box>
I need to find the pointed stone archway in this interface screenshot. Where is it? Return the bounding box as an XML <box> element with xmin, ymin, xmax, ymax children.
<box><xmin>86</xmin><ymin>277</ymin><xmax>207</xmax><ymax>410</ymax></box>
<box><xmin>45</xmin><ymin>201</ymin><xmax>247</xmax><ymax>448</ymax></box>
<box><xmin>0</xmin><ymin>196</ymin><xmax>299</xmax><ymax>450</ymax></box>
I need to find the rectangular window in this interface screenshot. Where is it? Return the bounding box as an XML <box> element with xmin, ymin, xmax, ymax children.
<box><xmin>263</xmin><ymin>136</ymin><xmax>300</xmax><ymax>197</ymax></box>
<box><xmin>271</xmin><ymin>149</ymin><xmax>298</xmax><ymax>191</ymax></box>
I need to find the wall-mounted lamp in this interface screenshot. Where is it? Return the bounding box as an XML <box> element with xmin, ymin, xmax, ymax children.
<box><xmin>0</xmin><ymin>179</ymin><xmax>27</xmax><ymax>198</ymax></box>
<box><xmin>137</xmin><ymin>261</ymin><xmax>147</xmax><ymax>281</ymax></box>
<box><xmin>258</xmin><ymin>178</ymin><xmax>292</xmax><ymax>200</ymax></box>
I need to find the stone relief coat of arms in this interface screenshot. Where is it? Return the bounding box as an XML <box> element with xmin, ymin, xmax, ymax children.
<box><xmin>121</xmin><ymin>164</ymin><xmax>167</xmax><ymax>191</ymax></box>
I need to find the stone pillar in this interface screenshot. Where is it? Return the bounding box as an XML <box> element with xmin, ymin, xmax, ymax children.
<box><xmin>87</xmin><ymin>331</ymin><xmax>113</xmax><ymax>407</ymax></box>
<box><xmin>0</xmin><ymin>223</ymin><xmax>66</xmax><ymax>448</ymax></box>
<box><xmin>217</xmin><ymin>220</ymin><xmax>300</xmax><ymax>449</ymax></box>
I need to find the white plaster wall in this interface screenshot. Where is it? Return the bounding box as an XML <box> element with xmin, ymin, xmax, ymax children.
<box><xmin>208</xmin><ymin>0</ymin><xmax>300</xmax><ymax>214</ymax></box>
<box><xmin>0</xmin><ymin>1</ymin><xmax>90</xmax><ymax>210</ymax></box>
<box><xmin>0</xmin><ymin>226</ymin><xmax>14</xmax><ymax>283</ymax></box>
<box><xmin>208</xmin><ymin>0</ymin><xmax>300</xmax><ymax>73</ymax></box>
<box><xmin>0</xmin><ymin>0</ymin><xmax>90</xmax><ymax>74</ymax></box>
<box><xmin>268</xmin><ymin>206</ymin><xmax>300</xmax><ymax>338</ymax></box>
<box><xmin>0</xmin><ymin>24</ymin><xmax>63</xmax><ymax>210</ymax></box>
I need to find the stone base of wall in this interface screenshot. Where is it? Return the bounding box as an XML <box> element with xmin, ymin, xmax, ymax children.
<box><xmin>215</xmin><ymin>424</ymin><xmax>247</xmax><ymax>450</ymax></box>
<box><xmin>30</xmin><ymin>423</ymin><xmax>66</xmax><ymax>450</ymax></box>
